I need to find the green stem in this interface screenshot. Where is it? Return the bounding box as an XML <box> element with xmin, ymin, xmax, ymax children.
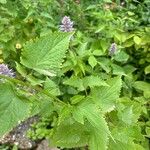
<box><xmin>0</xmin><ymin>75</ymin><xmax>66</xmax><ymax>105</ymax></box>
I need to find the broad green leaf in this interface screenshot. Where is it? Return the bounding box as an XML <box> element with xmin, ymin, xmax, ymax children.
<box><xmin>93</xmin><ymin>50</ymin><xmax>104</xmax><ymax>56</ymax></box>
<box><xmin>145</xmin><ymin>65</ymin><xmax>150</xmax><ymax>74</ymax></box>
<box><xmin>16</xmin><ymin>62</ymin><xmax>45</xmax><ymax>86</ymax></box>
<box><xmin>0</xmin><ymin>0</ymin><xmax>7</xmax><ymax>4</ymax></box>
<box><xmin>16</xmin><ymin>62</ymin><xmax>27</xmax><ymax>77</ymax></box>
<box><xmin>100</xmin><ymin>40</ymin><xmax>108</xmax><ymax>52</ymax></box>
<box><xmin>76</xmin><ymin>42</ymin><xmax>88</xmax><ymax>56</ymax></box>
<box><xmin>118</xmin><ymin>106</ymin><xmax>133</xmax><ymax>125</ymax></box>
<box><xmin>91</xmin><ymin>76</ymin><xmax>122</xmax><ymax>112</ymax></box>
<box><xmin>73</xmin><ymin>100</ymin><xmax>110</xmax><ymax>150</ymax></box>
<box><xmin>26</xmin><ymin>74</ymin><xmax>44</xmax><ymax>86</ymax></box>
<box><xmin>63</xmin><ymin>76</ymin><xmax>84</xmax><ymax>91</ymax></box>
<box><xmin>133</xmin><ymin>81</ymin><xmax>150</xmax><ymax>98</ymax></box>
<box><xmin>114</xmin><ymin>32</ymin><xmax>127</xmax><ymax>42</ymax></box>
<box><xmin>111</xmin><ymin>64</ymin><xmax>126</xmax><ymax>76</ymax></box>
<box><xmin>133</xmin><ymin>81</ymin><xmax>150</xmax><ymax>91</ymax></box>
<box><xmin>108</xmin><ymin>140</ymin><xmax>135</xmax><ymax>150</ymax></box>
<box><xmin>0</xmin><ymin>83</ymin><xmax>31</xmax><ymax>136</ymax></box>
<box><xmin>123</xmin><ymin>65</ymin><xmax>136</xmax><ymax>74</ymax></box>
<box><xmin>70</xmin><ymin>95</ymin><xmax>85</xmax><ymax>105</ymax></box>
<box><xmin>44</xmin><ymin>78</ymin><xmax>61</xmax><ymax>96</ymax></box>
<box><xmin>88</xmin><ymin>55</ymin><xmax>97</xmax><ymax>68</ymax></box>
<box><xmin>114</xmin><ymin>51</ymin><xmax>129</xmax><ymax>62</ymax></box>
<box><xmin>98</xmin><ymin>57</ymin><xmax>111</xmax><ymax>73</ymax></box>
<box><xmin>123</xmin><ymin>39</ymin><xmax>134</xmax><ymax>47</ymax></box>
<box><xmin>117</xmin><ymin>97</ymin><xmax>143</xmax><ymax>124</ymax></box>
<box><xmin>83</xmin><ymin>75</ymin><xmax>109</xmax><ymax>88</ymax></box>
<box><xmin>51</xmin><ymin>118</ymin><xmax>88</xmax><ymax>148</ymax></box>
<box><xmin>58</xmin><ymin>105</ymin><xmax>72</xmax><ymax>125</ymax></box>
<box><xmin>134</xmin><ymin>36</ymin><xmax>141</xmax><ymax>45</ymax></box>
<box><xmin>109</xmin><ymin>125</ymin><xmax>144</xmax><ymax>150</ymax></box>
<box><xmin>127</xmin><ymin>11</ymin><xmax>135</xmax><ymax>16</ymax></box>
<box><xmin>21</xmin><ymin>32</ymin><xmax>73</xmax><ymax>76</ymax></box>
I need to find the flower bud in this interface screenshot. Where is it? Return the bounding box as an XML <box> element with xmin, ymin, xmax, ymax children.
<box><xmin>109</xmin><ymin>43</ymin><xmax>117</xmax><ymax>56</ymax></box>
<box><xmin>60</xmin><ymin>16</ymin><xmax>74</xmax><ymax>32</ymax></box>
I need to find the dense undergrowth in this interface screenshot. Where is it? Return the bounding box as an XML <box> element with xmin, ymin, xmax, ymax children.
<box><xmin>0</xmin><ymin>0</ymin><xmax>150</xmax><ymax>150</ymax></box>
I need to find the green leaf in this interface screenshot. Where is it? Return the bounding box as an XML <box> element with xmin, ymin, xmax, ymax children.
<box><xmin>91</xmin><ymin>76</ymin><xmax>122</xmax><ymax>112</ymax></box>
<box><xmin>21</xmin><ymin>32</ymin><xmax>73</xmax><ymax>76</ymax></box>
<box><xmin>0</xmin><ymin>0</ymin><xmax>7</xmax><ymax>4</ymax></box>
<box><xmin>118</xmin><ymin>106</ymin><xmax>133</xmax><ymax>125</ymax></box>
<box><xmin>63</xmin><ymin>76</ymin><xmax>84</xmax><ymax>91</ymax></box>
<box><xmin>98</xmin><ymin>57</ymin><xmax>111</xmax><ymax>73</ymax></box>
<box><xmin>70</xmin><ymin>95</ymin><xmax>85</xmax><ymax>105</ymax></box>
<box><xmin>134</xmin><ymin>36</ymin><xmax>141</xmax><ymax>45</ymax></box>
<box><xmin>133</xmin><ymin>81</ymin><xmax>150</xmax><ymax>91</ymax></box>
<box><xmin>145</xmin><ymin>127</ymin><xmax>150</xmax><ymax>137</ymax></box>
<box><xmin>93</xmin><ymin>50</ymin><xmax>104</xmax><ymax>56</ymax></box>
<box><xmin>44</xmin><ymin>78</ymin><xmax>61</xmax><ymax>96</ymax></box>
<box><xmin>51</xmin><ymin>118</ymin><xmax>88</xmax><ymax>148</ymax></box>
<box><xmin>83</xmin><ymin>75</ymin><xmax>109</xmax><ymax>88</ymax></box>
<box><xmin>26</xmin><ymin>74</ymin><xmax>44</xmax><ymax>86</ymax></box>
<box><xmin>111</xmin><ymin>64</ymin><xmax>126</xmax><ymax>76</ymax></box>
<box><xmin>117</xmin><ymin>97</ymin><xmax>143</xmax><ymax>124</ymax></box>
<box><xmin>73</xmin><ymin>100</ymin><xmax>110</xmax><ymax>150</ymax></box>
<box><xmin>0</xmin><ymin>83</ymin><xmax>31</xmax><ymax>136</ymax></box>
<box><xmin>114</xmin><ymin>32</ymin><xmax>127</xmax><ymax>43</ymax></box>
<box><xmin>145</xmin><ymin>65</ymin><xmax>150</xmax><ymax>74</ymax></box>
<box><xmin>133</xmin><ymin>81</ymin><xmax>150</xmax><ymax>98</ymax></box>
<box><xmin>108</xmin><ymin>140</ymin><xmax>135</xmax><ymax>150</ymax></box>
<box><xmin>88</xmin><ymin>55</ymin><xmax>97</xmax><ymax>68</ymax></box>
<box><xmin>16</xmin><ymin>62</ymin><xmax>27</xmax><ymax>77</ymax></box>
<box><xmin>114</xmin><ymin>51</ymin><xmax>129</xmax><ymax>62</ymax></box>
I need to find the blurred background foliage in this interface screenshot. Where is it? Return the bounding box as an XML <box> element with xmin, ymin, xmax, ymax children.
<box><xmin>0</xmin><ymin>0</ymin><xmax>150</xmax><ymax>149</ymax></box>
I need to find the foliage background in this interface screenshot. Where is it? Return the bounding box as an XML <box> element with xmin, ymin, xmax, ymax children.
<box><xmin>0</xmin><ymin>0</ymin><xmax>150</xmax><ymax>150</ymax></box>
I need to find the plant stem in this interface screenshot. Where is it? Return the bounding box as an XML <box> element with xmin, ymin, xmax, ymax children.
<box><xmin>0</xmin><ymin>75</ymin><xmax>66</xmax><ymax>105</ymax></box>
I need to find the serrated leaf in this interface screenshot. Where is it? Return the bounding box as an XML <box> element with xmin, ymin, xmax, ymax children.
<box><xmin>0</xmin><ymin>83</ymin><xmax>31</xmax><ymax>136</ymax></box>
<box><xmin>83</xmin><ymin>75</ymin><xmax>109</xmax><ymax>88</ymax></box>
<box><xmin>114</xmin><ymin>51</ymin><xmax>129</xmax><ymax>62</ymax></box>
<box><xmin>51</xmin><ymin>118</ymin><xmax>88</xmax><ymax>148</ymax></box>
<box><xmin>21</xmin><ymin>32</ymin><xmax>73</xmax><ymax>76</ymax></box>
<box><xmin>111</xmin><ymin>64</ymin><xmax>126</xmax><ymax>76</ymax></box>
<box><xmin>117</xmin><ymin>97</ymin><xmax>143</xmax><ymax>124</ymax></box>
<box><xmin>118</xmin><ymin>106</ymin><xmax>133</xmax><ymax>125</ymax></box>
<box><xmin>91</xmin><ymin>76</ymin><xmax>122</xmax><ymax>112</ymax></box>
<box><xmin>108</xmin><ymin>140</ymin><xmax>135</xmax><ymax>150</ymax></box>
<box><xmin>73</xmin><ymin>100</ymin><xmax>110</xmax><ymax>150</ymax></box>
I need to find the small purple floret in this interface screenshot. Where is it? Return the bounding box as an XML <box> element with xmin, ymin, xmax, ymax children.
<box><xmin>60</xmin><ymin>16</ymin><xmax>74</xmax><ymax>32</ymax></box>
<box><xmin>109</xmin><ymin>43</ymin><xmax>117</xmax><ymax>55</ymax></box>
<box><xmin>0</xmin><ymin>63</ymin><xmax>15</xmax><ymax>78</ymax></box>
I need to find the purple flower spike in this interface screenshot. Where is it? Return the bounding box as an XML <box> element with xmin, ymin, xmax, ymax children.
<box><xmin>60</xmin><ymin>16</ymin><xmax>74</xmax><ymax>32</ymax></box>
<box><xmin>0</xmin><ymin>64</ymin><xmax>15</xmax><ymax>78</ymax></box>
<box><xmin>109</xmin><ymin>43</ymin><xmax>117</xmax><ymax>55</ymax></box>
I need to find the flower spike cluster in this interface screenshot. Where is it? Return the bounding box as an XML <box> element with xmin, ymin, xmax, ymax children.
<box><xmin>60</xmin><ymin>16</ymin><xmax>74</xmax><ymax>32</ymax></box>
<box><xmin>0</xmin><ymin>63</ymin><xmax>15</xmax><ymax>78</ymax></box>
<box><xmin>109</xmin><ymin>43</ymin><xmax>117</xmax><ymax>55</ymax></box>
